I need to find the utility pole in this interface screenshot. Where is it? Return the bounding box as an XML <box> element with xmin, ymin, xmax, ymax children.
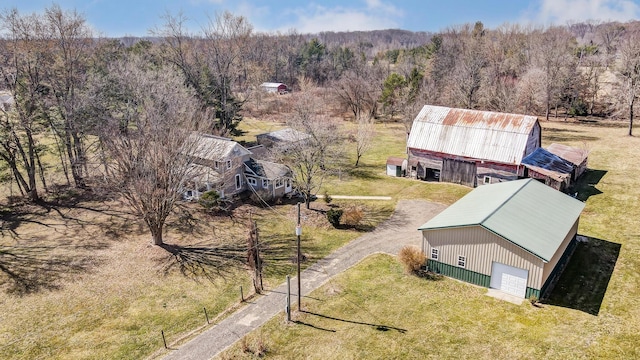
<box><xmin>296</xmin><ymin>202</ymin><xmax>302</xmax><ymax>310</ymax></box>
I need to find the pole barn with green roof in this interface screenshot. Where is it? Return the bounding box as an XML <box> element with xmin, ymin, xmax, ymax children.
<box><xmin>419</xmin><ymin>179</ymin><xmax>585</xmax><ymax>299</ymax></box>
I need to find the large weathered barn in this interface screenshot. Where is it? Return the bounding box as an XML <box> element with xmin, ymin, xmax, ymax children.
<box><xmin>419</xmin><ymin>178</ymin><xmax>584</xmax><ymax>299</ymax></box>
<box><xmin>407</xmin><ymin>105</ymin><xmax>541</xmax><ymax>187</ymax></box>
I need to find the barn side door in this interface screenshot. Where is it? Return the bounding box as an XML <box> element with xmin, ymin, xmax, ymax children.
<box><xmin>441</xmin><ymin>158</ymin><xmax>477</xmax><ymax>187</ymax></box>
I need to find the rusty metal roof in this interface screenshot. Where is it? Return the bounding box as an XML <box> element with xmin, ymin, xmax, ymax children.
<box><xmin>407</xmin><ymin>105</ymin><xmax>539</xmax><ymax>164</ymax></box>
<box><xmin>547</xmin><ymin>143</ymin><xmax>588</xmax><ymax>167</ymax></box>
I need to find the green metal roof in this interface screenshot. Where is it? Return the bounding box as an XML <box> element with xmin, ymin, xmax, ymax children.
<box><xmin>418</xmin><ymin>179</ymin><xmax>585</xmax><ymax>262</ymax></box>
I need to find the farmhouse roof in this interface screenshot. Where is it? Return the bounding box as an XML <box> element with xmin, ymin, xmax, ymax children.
<box><xmin>244</xmin><ymin>158</ymin><xmax>291</xmax><ymax>179</ymax></box>
<box><xmin>547</xmin><ymin>143</ymin><xmax>588</xmax><ymax>167</ymax></box>
<box><xmin>522</xmin><ymin>147</ymin><xmax>574</xmax><ymax>182</ymax></box>
<box><xmin>418</xmin><ymin>178</ymin><xmax>585</xmax><ymax>262</ymax></box>
<box><xmin>407</xmin><ymin>105</ymin><xmax>539</xmax><ymax>164</ymax></box>
<box><xmin>189</xmin><ymin>133</ymin><xmax>252</xmax><ymax>160</ymax></box>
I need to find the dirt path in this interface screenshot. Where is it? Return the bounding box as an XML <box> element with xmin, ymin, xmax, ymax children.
<box><xmin>161</xmin><ymin>199</ymin><xmax>446</xmax><ymax>360</ymax></box>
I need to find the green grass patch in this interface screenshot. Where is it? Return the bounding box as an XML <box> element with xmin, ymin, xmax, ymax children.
<box><xmin>219</xmin><ymin>120</ymin><xmax>640</xmax><ymax>359</ymax></box>
<box><xmin>221</xmin><ymin>253</ymin><xmax>620</xmax><ymax>359</ymax></box>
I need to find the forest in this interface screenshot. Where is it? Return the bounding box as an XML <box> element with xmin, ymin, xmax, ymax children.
<box><xmin>1</xmin><ymin>4</ymin><xmax>639</xmax><ymax>207</ymax></box>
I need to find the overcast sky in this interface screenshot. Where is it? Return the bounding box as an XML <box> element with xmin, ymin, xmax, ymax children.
<box><xmin>2</xmin><ymin>0</ymin><xmax>639</xmax><ymax>37</ymax></box>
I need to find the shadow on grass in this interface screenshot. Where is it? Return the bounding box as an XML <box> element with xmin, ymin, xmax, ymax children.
<box><xmin>159</xmin><ymin>242</ymin><xmax>247</xmax><ymax>282</ymax></box>
<box><xmin>544</xmin><ymin>127</ymin><xmax>600</xmax><ymax>142</ymax></box>
<box><xmin>573</xmin><ymin>169</ymin><xmax>607</xmax><ymax>202</ymax></box>
<box><xmin>543</xmin><ymin>236</ymin><xmax>620</xmax><ymax>316</ymax></box>
<box><xmin>259</xmin><ymin>233</ymin><xmax>303</xmax><ymax>279</ymax></box>
<box><xmin>293</xmin><ymin>319</ymin><xmax>336</xmax><ymax>332</ymax></box>
<box><xmin>344</xmin><ymin>163</ymin><xmax>384</xmax><ymax>181</ymax></box>
<box><xmin>0</xmin><ymin>243</ymin><xmax>103</xmax><ymax>295</ymax></box>
<box><xmin>301</xmin><ymin>310</ymin><xmax>407</xmax><ymax>333</ymax></box>
<box><xmin>0</xmin><ymin>185</ymin><xmax>133</xmax><ymax>240</ymax></box>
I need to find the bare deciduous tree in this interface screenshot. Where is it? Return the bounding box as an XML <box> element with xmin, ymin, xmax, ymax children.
<box><xmin>531</xmin><ymin>27</ymin><xmax>576</xmax><ymax>120</ymax></box>
<box><xmin>273</xmin><ymin>87</ymin><xmax>341</xmax><ymax>209</ymax></box>
<box><xmin>43</xmin><ymin>5</ymin><xmax>94</xmax><ymax>188</ymax></box>
<box><xmin>612</xmin><ymin>32</ymin><xmax>640</xmax><ymax>136</ymax></box>
<box><xmin>94</xmin><ymin>56</ymin><xmax>205</xmax><ymax>245</ymax></box>
<box><xmin>333</xmin><ymin>69</ymin><xmax>379</xmax><ymax>120</ymax></box>
<box><xmin>452</xmin><ymin>22</ymin><xmax>487</xmax><ymax>109</ymax></box>
<box><xmin>353</xmin><ymin>113</ymin><xmax>374</xmax><ymax>167</ymax></box>
<box><xmin>155</xmin><ymin>11</ymin><xmax>252</xmax><ymax>135</ymax></box>
<box><xmin>596</xmin><ymin>22</ymin><xmax>626</xmax><ymax>57</ymax></box>
<box><xmin>0</xmin><ymin>8</ymin><xmax>49</xmax><ymax>202</ymax></box>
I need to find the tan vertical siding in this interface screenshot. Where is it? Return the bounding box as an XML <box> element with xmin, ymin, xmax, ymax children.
<box><xmin>423</xmin><ymin>226</ymin><xmax>545</xmax><ymax>289</ymax></box>
<box><xmin>542</xmin><ymin>219</ymin><xmax>579</xmax><ymax>284</ymax></box>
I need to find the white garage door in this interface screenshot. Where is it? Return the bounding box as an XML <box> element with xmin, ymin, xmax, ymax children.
<box><xmin>490</xmin><ymin>262</ymin><xmax>528</xmax><ymax>298</ymax></box>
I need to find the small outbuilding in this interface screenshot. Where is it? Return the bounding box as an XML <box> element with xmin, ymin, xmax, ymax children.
<box><xmin>260</xmin><ymin>82</ymin><xmax>288</xmax><ymax>94</ymax></box>
<box><xmin>547</xmin><ymin>143</ymin><xmax>588</xmax><ymax>181</ymax></box>
<box><xmin>419</xmin><ymin>178</ymin><xmax>585</xmax><ymax>299</ymax></box>
<box><xmin>386</xmin><ymin>157</ymin><xmax>407</xmax><ymax>177</ymax></box>
<box><xmin>522</xmin><ymin>147</ymin><xmax>574</xmax><ymax>191</ymax></box>
<box><xmin>256</xmin><ymin>127</ymin><xmax>310</xmax><ymax>148</ymax></box>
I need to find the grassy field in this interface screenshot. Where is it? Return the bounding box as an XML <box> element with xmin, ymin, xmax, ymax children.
<box><xmin>0</xmin><ymin>117</ymin><xmax>421</xmax><ymax>359</ymax></box>
<box><xmin>1</xmin><ymin>116</ymin><xmax>638</xmax><ymax>359</ymax></box>
<box><xmin>219</xmin><ymin>119</ymin><xmax>640</xmax><ymax>359</ymax></box>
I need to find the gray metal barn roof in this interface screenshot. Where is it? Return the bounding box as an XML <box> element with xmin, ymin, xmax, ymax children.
<box><xmin>407</xmin><ymin>105</ymin><xmax>539</xmax><ymax>164</ymax></box>
<box><xmin>418</xmin><ymin>178</ymin><xmax>585</xmax><ymax>262</ymax></box>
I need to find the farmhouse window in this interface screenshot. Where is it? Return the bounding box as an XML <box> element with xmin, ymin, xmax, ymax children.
<box><xmin>457</xmin><ymin>255</ymin><xmax>466</xmax><ymax>268</ymax></box>
<box><xmin>235</xmin><ymin>174</ymin><xmax>242</xmax><ymax>189</ymax></box>
<box><xmin>214</xmin><ymin>161</ymin><xmax>219</xmax><ymax>170</ymax></box>
<box><xmin>430</xmin><ymin>248</ymin><xmax>439</xmax><ymax>260</ymax></box>
<box><xmin>262</xmin><ymin>179</ymin><xmax>268</xmax><ymax>188</ymax></box>
<box><xmin>247</xmin><ymin>177</ymin><xmax>257</xmax><ymax>186</ymax></box>
<box><xmin>275</xmin><ymin>178</ymin><xmax>284</xmax><ymax>188</ymax></box>
<box><xmin>483</xmin><ymin>176</ymin><xmax>491</xmax><ymax>184</ymax></box>
<box><xmin>227</xmin><ymin>160</ymin><xmax>232</xmax><ymax>169</ymax></box>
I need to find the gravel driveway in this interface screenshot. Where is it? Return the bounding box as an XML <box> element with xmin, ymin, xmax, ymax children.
<box><xmin>162</xmin><ymin>199</ymin><xmax>446</xmax><ymax>360</ymax></box>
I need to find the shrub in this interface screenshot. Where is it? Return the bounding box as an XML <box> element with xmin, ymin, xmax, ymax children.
<box><xmin>326</xmin><ymin>208</ymin><xmax>343</xmax><ymax>227</ymax></box>
<box><xmin>342</xmin><ymin>205</ymin><xmax>364</xmax><ymax>226</ymax></box>
<box><xmin>398</xmin><ymin>245</ymin><xmax>426</xmax><ymax>274</ymax></box>
<box><xmin>568</xmin><ymin>99</ymin><xmax>588</xmax><ymax>117</ymax></box>
<box><xmin>198</xmin><ymin>190</ymin><xmax>229</xmax><ymax>212</ymax></box>
<box><xmin>323</xmin><ymin>190</ymin><xmax>332</xmax><ymax>204</ymax></box>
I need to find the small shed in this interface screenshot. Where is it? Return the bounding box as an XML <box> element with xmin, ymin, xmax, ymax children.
<box><xmin>419</xmin><ymin>179</ymin><xmax>584</xmax><ymax>299</ymax></box>
<box><xmin>522</xmin><ymin>147</ymin><xmax>574</xmax><ymax>191</ymax></box>
<box><xmin>547</xmin><ymin>143</ymin><xmax>588</xmax><ymax>181</ymax></box>
<box><xmin>386</xmin><ymin>157</ymin><xmax>407</xmax><ymax>177</ymax></box>
<box><xmin>256</xmin><ymin>128</ymin><xmax>310</xmax><ymax>148</ymax></box>
<box><xmin>260</xmin><ymin>82</ymin><xmax>288</xmax><ymax>94</ymax></box>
